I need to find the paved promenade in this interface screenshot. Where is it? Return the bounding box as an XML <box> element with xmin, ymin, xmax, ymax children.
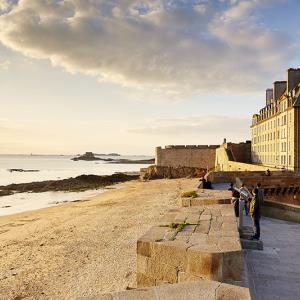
<box><xmin>244</xmin><ymin>216</ymin><xmax>300</xmax><ymax>300</ymax></box>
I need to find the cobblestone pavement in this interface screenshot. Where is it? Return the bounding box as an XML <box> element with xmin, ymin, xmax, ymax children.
<box><xmin>244</xmin><ymin>216</ymin><xmax>300</xmax><ymax>300</ymax></box>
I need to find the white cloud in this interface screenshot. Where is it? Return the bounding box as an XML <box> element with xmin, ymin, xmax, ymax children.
<box><xmin>0</xmin><ymin>58</ymin><xmax>9</xmax><ymax>69</ymax></box>
<box><xmin>128</xmin><ymin>115</ymin><xmax>250</xmax><ymax>140</ymax></box>
<box><xmin>0</xmin><ymin>0</ymin><xmax>296</xmax><ymax>98</ymax></box>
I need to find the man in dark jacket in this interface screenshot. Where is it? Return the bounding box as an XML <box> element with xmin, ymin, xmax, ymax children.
<box><xmin>250</xmin><ymin>188</ymin><xmax>261</xmax><ymax>240</ymax></box>
<box><xmin>229</xmin><ymin>183</ymin><xmax>240</xmax><ymax>217</ymax></box>
<box><xmin>256</xmin><ymin>183</ymin><xmax>264</xmax><ymax>205</ymax></box>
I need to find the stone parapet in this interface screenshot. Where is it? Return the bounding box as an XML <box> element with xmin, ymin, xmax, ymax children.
<box><xmin>90</xmin><ymin>280</ymin><xmax>250</xmax><ymax>300</ymax></box>
<box><xmin>261</xmin><ymin>200</ymin><xmax>300</xmax><ymax>223</ymax></box>
<box><xmin>180</xmin><ymin>190</ymin><xmax>232</xmax><ymax>207</ymax></box>
<box><xmin>155</xmin><ymin>145</ymin><xmax>217</xmax><ymax>169</ymax></box>
<box><xmin>206</xmin><ymin>170</ymin><xmax>295</xmax><ymax>184</ymax></box>
<box><xmin>162</xmin><ymin>145</ymin><xmax>219</xmax><ymax>149</ymax></box>
<box><xmin>137</xmin><ymin>205</ymin><xmax>243</xmax><ymax>287</ymax></box>
<box><xmin>207</xmin><ymin>171</ymin><xmax>300</xmax><ymax>206</ymax></box>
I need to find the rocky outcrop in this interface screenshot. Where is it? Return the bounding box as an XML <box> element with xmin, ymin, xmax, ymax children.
<box><xmin>109</xmin><ymin>158</ymin><xmax>154</xmax><ymax>164</ymax></box>
<box><xmin>140</xmin><ymin>165</ymin><xmax>207</xmax><ymax>180</ymax></box>
<box><xmin>72</xmin><ymin>152</ymin><xmax>101</xmax><ymax>161</ymax></box>
<box><xmin>0</xmin><ymin>190</ymin><xmax>13</xmax><ymax>196</ymax></box>
<box><xmin>72</xmin><ymin>152</ymin><xmax>154</xmax><ymax>164</ymax></box>
<box><xmin>7</xmin><ymin>169</ymin><xmax>40</xmax><ymax>173</ymax></box>
<box><xmin>0</xmin><ymin>173</ymin><xmax>139</xmax><ymax>195</ymax></box>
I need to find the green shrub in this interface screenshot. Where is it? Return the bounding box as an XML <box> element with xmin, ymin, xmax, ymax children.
<box><xmin>181</xmin><ymin>190</ymin><xmax>198</xmax><ymax>198</ymax></box>
<box><xmin>168</xmin><ymin>223</ymin><xmax>185</xmax><ymax>233</ymax></box>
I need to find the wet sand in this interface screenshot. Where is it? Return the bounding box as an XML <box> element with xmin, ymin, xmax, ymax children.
<box><xmin>0</xmin><ymin>178</ymin><xmax>197</xmax><ymax>299</ymax></box>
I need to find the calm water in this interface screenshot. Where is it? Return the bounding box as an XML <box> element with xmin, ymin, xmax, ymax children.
<box><xmin>0</xmin><ymin>154</ymin><xmax>152</xmax><ymax>185</ymax></box>
<box><xmin>0</xmin><ymin>154</ymin><xmax>152</xmax><ymax>216</ymax></box>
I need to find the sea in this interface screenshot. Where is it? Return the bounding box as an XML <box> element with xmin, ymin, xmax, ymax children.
<box><xmin>0</xmin><ymin>154</ymin><xmax>153</xmax><ymax>217</ymax></box>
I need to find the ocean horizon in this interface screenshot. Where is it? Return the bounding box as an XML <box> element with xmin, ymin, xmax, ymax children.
<box><xmin>0</xmin><ymin>154</ymin><xmax>153</xmax><ymax>216</ymax></box>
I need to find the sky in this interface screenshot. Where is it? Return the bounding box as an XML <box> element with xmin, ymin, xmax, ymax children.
<box><xmin>0</xmin><ymin>0</ymin><xmax>300</xmax><ymax>155</ymax></box>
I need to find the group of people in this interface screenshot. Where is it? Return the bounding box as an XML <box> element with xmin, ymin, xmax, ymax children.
<box><xmin>229</xmin><ymin>182</ymin><xmax>264</xmax><ymax>240</ymax></box>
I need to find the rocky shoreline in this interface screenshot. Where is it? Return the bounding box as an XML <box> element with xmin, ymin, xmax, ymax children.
<box><xmin>0</xmin><ymin>173</ymin><xmax>139</xmax><ymax>195</ymax></box>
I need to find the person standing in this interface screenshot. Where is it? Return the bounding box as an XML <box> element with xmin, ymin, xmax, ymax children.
<box><xmin>250</xmin><ymin>188</ymin><xmax>261</xmax><ymax>240</ymax></box>
<box><xmin>256</xmin><ymin>183</ymin><xmax>264</xmax><ymax>205</ymax></box>
<box><xmin>239</xmin><ymin>184</ymin><xmax>249</xmax><ymax>216</ymax></box>
<box><xmin>229</xmin><ymin>183</ymin><xmax>240</xmax><ymax>217</ymax></box>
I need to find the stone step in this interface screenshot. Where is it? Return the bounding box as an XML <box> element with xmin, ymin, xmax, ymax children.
<box><xmin>241</xmin><ymin>238</ymin><xmax>264</xmax><ymax>250</ymax></box>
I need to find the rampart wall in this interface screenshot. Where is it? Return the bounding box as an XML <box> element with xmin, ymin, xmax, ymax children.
<box><xmin>155</xmin><ymin>145</ymin><xmax>218</xmax><ymax>169</ymax></box>
<box><xmin>207</xmin><ymin>170</ymin><xmax>300</xmax><ymax>221</ymax></box>
<box><xmin>215</xmin><ymin>143</ymin><xmax>277</xmax><ymax>172</ymax></box>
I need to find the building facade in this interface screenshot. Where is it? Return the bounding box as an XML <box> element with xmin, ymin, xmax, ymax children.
<box><xmin>251</xmin><ymin>68</ymin><xmax>300</xmax><ymax>172</ymax></box>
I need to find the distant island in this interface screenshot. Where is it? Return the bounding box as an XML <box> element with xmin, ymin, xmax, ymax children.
<box><xmin>71</xmin><ymin>152</ymin><xmax>154</xmax><ymax>164</ymax></box>
<box><xmin>72</xmin><ymin>152</ymin><xmax>102</xmax><ymax>161</ymax></box>
<box><xmin>95</xmin><ymin>153</ymin><xmax>120</xmax><ymax>156</ymax></box>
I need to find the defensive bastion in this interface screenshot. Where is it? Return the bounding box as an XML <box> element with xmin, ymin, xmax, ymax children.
<box><xmin>155</xmin><ymin>145</ymin><xmax>219</xmax><ymax>169</ymax></box>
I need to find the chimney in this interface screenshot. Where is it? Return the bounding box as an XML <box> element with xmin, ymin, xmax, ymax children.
<box><xmin>273</xmin><ymin>81</ymin><xmax>286</xmax><ymax>101</ymax></box>
<box><xmin>266</xmin><ymin>88</ymin><xmax>273</xmax><ymax>105</ymax></box>
<box><xmin>286</xmin><ymin>68</ymin><xmax>300</xmax><ymax>92</ymax></box>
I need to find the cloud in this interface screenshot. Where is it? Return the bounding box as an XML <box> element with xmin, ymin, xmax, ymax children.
<box><xmin>0</xmin><ymin>58</ymin><xmax>10</xmax><ymax>69</ymax></box>
<box><xmin>0</xmin><ymin>0</ymin><xmax>296</xmax><ymax>98</ymax></box>
<box><xmin>0</xmin><ymin>0</ymin><xmax>17</xmax><ymax>13</ymax></box>
<box><xmin>128</xmin><ymin>115</ymin><xmax>250</xmax><ymax>139</ymax></box>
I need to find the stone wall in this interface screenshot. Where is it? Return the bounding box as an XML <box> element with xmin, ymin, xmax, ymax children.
<box><xmin>140</xmin><ymin>165</ymin><xmax>207</xmax><ymax>180</ymax></box>
<box><xmin>137</xmin><ymin>205</ymin><xmax>244</xmax><ymax>287</ymax></box>
<box><xmin>207</xmin><ymin>170</ymin><xmax>300</xmax><ymax>208</ymax></box>
<box><xmin>228</xmin><ymin>142</ymin><xmax>252</xmax><ymax>164</ymax></box>
<box><xmin>179</xmin><ymin>189</ymin><xmax>232</xmax><ymax>207</ymax></box>
<box><xmin>156</xmin><ymin>145</ymin><xmax>218</xmax><ymax>169</ymax></box>
<box><xmin>261</xmin><ymin>200</ymin><xmax>300</xmax><ymax>223</ymax></box>
<box><xmin>215</xmin><ymin>143</ymin><xmax>277</xmax><ymax>172</ymax></box>
<box><xmin>206</xmin><ymin>171</ymin><xmax>289</xmax><ymax>184</ymax></box>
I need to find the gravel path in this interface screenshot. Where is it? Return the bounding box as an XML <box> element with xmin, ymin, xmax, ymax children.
<box><xmin>0</xmin><ymin>178</ymin><xmax>197</xmax><ymax>299</ymax></box>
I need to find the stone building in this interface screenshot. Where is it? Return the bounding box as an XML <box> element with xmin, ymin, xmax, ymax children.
<box><xmin>251</xmin><ymin>68</ymin><xmax>300</xmax><ymax>171</ymax></box>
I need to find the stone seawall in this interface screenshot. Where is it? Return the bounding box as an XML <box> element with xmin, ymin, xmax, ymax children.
<box><xmin>156</xmin><ymin>145</ymin><xmax>217</xmax><ymax>169</ymax></box>
<box><xmin>140</xmin><ymin>165</ymin><xmax>207</xmax><ymax>180</ymax></box>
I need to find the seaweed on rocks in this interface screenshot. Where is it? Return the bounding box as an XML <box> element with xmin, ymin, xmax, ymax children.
<box><xmin>0</xmin><ymin>173</ymin><xmax>139</xmax><ymax>195</ymax></box>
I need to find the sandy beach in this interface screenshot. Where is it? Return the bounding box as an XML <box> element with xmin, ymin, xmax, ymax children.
<box><xmin>0</xmin><ymin>178</ymin><xmax>197</xmax><ymax>300</ymax></box>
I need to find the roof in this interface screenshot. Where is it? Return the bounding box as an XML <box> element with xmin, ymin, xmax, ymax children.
<box><xmin>293</xmin><ymin>94</ymin><xmax>300</xmax><ymax>107</ymax></box>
